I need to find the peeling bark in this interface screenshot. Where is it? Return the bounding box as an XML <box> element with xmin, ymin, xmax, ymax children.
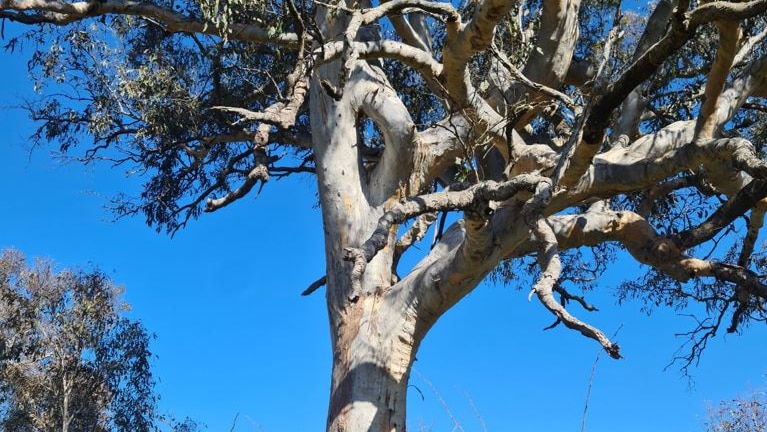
<box><xmin>7</xmin><ymin>0</ymin><xmax>767</xmax><ymax>429</ymax></box>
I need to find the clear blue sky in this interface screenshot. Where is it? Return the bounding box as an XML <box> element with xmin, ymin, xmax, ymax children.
<box><xmin>1</xmin><ymin>28</ymin><xmax>766</xmax><ymax>432</ymax></box>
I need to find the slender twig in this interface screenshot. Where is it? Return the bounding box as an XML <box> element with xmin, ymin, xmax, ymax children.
<box><xmin>412</xmin><ymin>368</ymin><xmax>465</xmax><ymax>432</ymax></box>
<box><xmin>581</xmin><ymin>324</ymin><xmax>623</xmax><ymax>432</ymax></box>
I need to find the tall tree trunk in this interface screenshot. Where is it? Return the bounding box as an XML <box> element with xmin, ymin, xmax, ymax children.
<box><xmin>62</xmin><ymin>373</ymin><xmax>71</xmax><ymax>432</ymax></box>
<box><xmin>325</xmin><ymin>293</ymin><xmax>419</xmax><ymax>432</ymax></box>
<box><xmin>311</xmin><ymin>78</ymin><xmax>420</xmax><ymax>430</ymax></box>
<box><xmin>309</xmin><ymin>52</ymin><xmax>411</xmax><ymax>431</ymax></box>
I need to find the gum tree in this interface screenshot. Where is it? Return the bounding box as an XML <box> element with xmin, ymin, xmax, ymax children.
<box><xmin>2</xmin><ymin>0</ymin><xmax>767</xmax><ymax>430</ymax></box>
<box><xmin>0</xmin><ymin>249</ymin><xmax>155</xmax><ymax>432</ymax></box>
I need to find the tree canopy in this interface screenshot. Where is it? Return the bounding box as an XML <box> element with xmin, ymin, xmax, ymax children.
<box><xmin>0</xmin><ymin>249</ymin><xmax>198</xmax><ymax>432</ymax></box>
<box><xmin>2</xmin><ymin>0</ymin><xmax>767</xmax><ymax>430</ymax></box>
<box><xmin>706</xmin><ymin>388</ymin><xmax>767</xmax><ymax>432</ymax></box>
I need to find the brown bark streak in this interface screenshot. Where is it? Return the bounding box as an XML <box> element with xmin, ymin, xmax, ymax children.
<box><xmin>10</xmin><ymin>0</ymin><xmax>767</xmax><ymax>429</ymax></box>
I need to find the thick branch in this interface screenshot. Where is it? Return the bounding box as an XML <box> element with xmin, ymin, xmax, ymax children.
<box><xmin>330</xmin><ymin>0</ymin><xmax>455</xmax><ymax>96</ymax></box>
<box><xmin>671</xmin><ymin>179</ymin><xmax>767</xmax><ymax>250</ymax></box>
<box><xmin>689</xmin><ymin>0</ymin><xmax>767</xmax><ymax>25</ymax></box>
<box><xmin>350</xmin><ymin>65</ymin><xmax>418</xmax><ymax>206</ymax></box>
<box><xmin>552</xmin><ymin>127</ymin><xmax>767</xmax><ymax>214</ymax></box>
<box><xmin>0</xmin><ymin>0</ymin><xmax>301</xmax><ymax>45</ymax></box>
<box><xmin>547</xmin><ymin>210</ymin><xmax>767</xmax><ymax>302</ymax></box>
<box><xmin>320</xmin><ymin>40</ymin><xmax>443</xmax><ymax>83</ymax></box>
<box><xmin>388</xmin><ymin>9</ymin><xmax>432</xmax><ymax>54</ymax></box>
<box><xmin>560</xmin><ymin>0</ymin><xmax>767</xmax><ymax>188</ymax></box>
<box><xmin>693</xmin><ymin>20</ymin><xmax>741</xmax><ymax>141</ymax></box>
<box><xmin>353</xmin><ymin>174</ymin><xmax>543</xmax><ymax>263</ymax></box>
<box><xmin>442</xmin><ymin>0</ymin><xmax>515</xmax><ymax>103</ymax></box>
<box><xmin>343</xmin><ymin>174</ymin><xmax>544</xmax><ymax>295</ymax></box>
<box><xmin>733</xmin><ymin>25</ymin><xmax>767</xmax><ymax>67</ymax></box>
<box><xmin>510</xmin><ymin>0</ymin><xmax>581</xmax><ymax>128</ymax></box>
<box><xmin>614</xmin><ymin>0</ymin><xmax>677</xmax><ymax>138</ymax></box>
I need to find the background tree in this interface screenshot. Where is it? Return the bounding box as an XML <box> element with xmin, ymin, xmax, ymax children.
<box><xmin>1</xmin><ymin>0</ymin><xmax>767</xmax><ymax>430</ymax></box>
<box><xmin>0</xmin><ymin>249</ymin><xmax>196</xmax><ymax>432</ymax></box>
<box><xmin>705</xmin><ymin>388</ymin><xmax>767</xmax><ymax>432</ymax></box>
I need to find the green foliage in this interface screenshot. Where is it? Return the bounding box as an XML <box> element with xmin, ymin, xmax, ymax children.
<box><xmin>12</xmin><ymin>4</ymin><xmax>302</xmax><ymax>233</ymax></box>
<box><xmin>0</xmin><ymin>249</ymin><xmax>199</xmax><ymax>432</ymax></box>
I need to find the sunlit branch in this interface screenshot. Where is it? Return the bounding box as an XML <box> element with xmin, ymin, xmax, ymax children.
<box><xmin>738</xmin><ymin>208</ymin><xmax>765</xmax><ymax>267</ymax></box>
<box><xmin>393</xmin><ymin>211</ymin><xmax>439</xmax><ymax>268</ymax></box>
<box><xmin>523</xmin><ymin>181</ymin><xmax>621</xmax><ymax>359</ymax></box>
<box><xmin>558</xmin><ymin>0</ymin><xmax>767</xmax><ymax>189</ymax></box>
<box><xmin>693</xmin><ymin>20</ymin><xmax>741</xmax><ymax>141</ymax></box>
<box><xmin>319</xmin><ymin>40</ymin><xmax>443</xmax><ymax>85</ymax></box>
<box><xmin>489</xmin><ymin>46</ymin><xmax>576</xmax><ymax>109</ymax></box>
<box><xmin>690</xmin><ymin>0</ymin><xmax>767</xmax><ymax>26</ymax></box>
<box><xmin>324</xmin><ymin>0</ymin><xmax>456</xmax><ymax>99</ymax></box>
<box><xmin>508</xmin><ymin>0</ymin><xmax>581</xmax><ymax>128</ymax></box>
<box><xmin>733</xmin><ymin>25</ymin><xmax>767</xmax><ymax>67</ymax></box>
<box><xmin>344</xmin><ymin>174</ymin><xmax>544</xmax><ymax>296</ymax></box>
<box><xmin>615</xmin><ymin>0</ymin><xmax>676</xmax><ymax>138</ymax></box>
<box><xmin>387</xmin><ymin>7</ymin><xmax>432</xmax><ymax>54</ymax></box>
<box><xmin>0</xmin><ymin>0</ymin><xmax>302</xmax><ymax>45</ymax></box>
<box><xmin>549</xmin><ymin>210</ymin><xmax>767</xmax><ymax>302</ymax></box>
<box><xmin>205</xmin><ymin>125</ymin><xmax>271</xmax><ymax>212</ymax></box>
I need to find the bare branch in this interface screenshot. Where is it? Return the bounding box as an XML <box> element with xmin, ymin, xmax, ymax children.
<box><xmin>671</xmin><ymin>179</ymin><xmax>767</xmax><ymax>250</ymax></box>
<box><xmin>509</xmin><ymin>0</ymin><xmax>582</xmax><ymax>127</ymax></box>
<box><xmin>553</xmin><ymin>285</ymin><xmax>599</xmax><ymax>312</ymax></box>
<box><xmin>489</xmin><ymin>46</ymin><xmax>576</xmax><ymax>109</ymax></box>
<box><xmin>693</xmin><ymin>20</ymin><xmax>741</xmax><ymax>141</ymax></box>
<box><xmin>327</xmin><ymin>0</ymin><xmax>456</xmax><ymax>98</ymax></box>
<box><xmin>558</xmin><ymin>1</ymin><xmax>767</xmax><ymax>190</ymax></box>
<box><xmin>689</xmin><ymin>0</ymin><xmax>767</xmax><ymax>26</ymax></box>
<box><xmin>551</xmin><ymin>129</ymin><xmax>767</xmax><ymax>214</ymax></box>
<box><xmin>0</xmin><ymin>0</ymin><xmax>302</xmax><ymax>45</ymax></box>
<box><xmin>442</xmin><ymin>0</ymin><xmax>515</xmax><ymax>104</ymax></box>
<box><xmin>738</xmin><ymin>208</ymin><xmax>765</xmax><ymax>267</ymax></box>
<box><xmin>344</xmin><ymin>174</ymin><xmax>544</xmax><ymax>296</ymax></box>
<box><xmin>205</xmin><ymin>125</ymin><xmax>271</xmax><ymax>212</ymax></box>
<box><xmin>394</xmin><ymin>211</ymin><xmax>439</xmax><ymax>265</ymax></box>
<box><xmin>388</xmin><ymin>9</ymin><xmax>432</xmax><ymax>54</ymax></box>
<box><xmin>204</xmin><ymin>164</ymin><xmax>269</xmax><ymax>212</ymax></box>
<box><xmin>319</xmin><ymin>40</ymin><xmax>443</xmax><ymax>85</ymax></box>
<box><xmin>614</xmin><ymin>0</ymin><xmax>677</xmax><ymax>139</ymax></box>
<box><xmin>524</xmin><ymin>181</ymin><xmax>621</xmax><ymax>359</ymax></box>
<box><xmin>301</xmin><ymin>276</ymin><xmax>327</xmax><ymax>296</ymax></box>
<box><xmin>549</xmin><ymin>210</ymin><xmax>767</xmax><ymax>302</ymax></box>
<box><xmin>733</xmin><ymin>25</ymin><xmax>767</xmax><ymax>67</ymax></box>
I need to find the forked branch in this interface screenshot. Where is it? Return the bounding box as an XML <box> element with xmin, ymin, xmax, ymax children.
<box><xmin>523</xmin><ymin>181</ymin><xmax>621</xmax><ymax>359</ymax></box>
<box><xmin>344</xmin><ymin>174</ymin><xmax>545</xmax><ymax>295</ymax></box>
